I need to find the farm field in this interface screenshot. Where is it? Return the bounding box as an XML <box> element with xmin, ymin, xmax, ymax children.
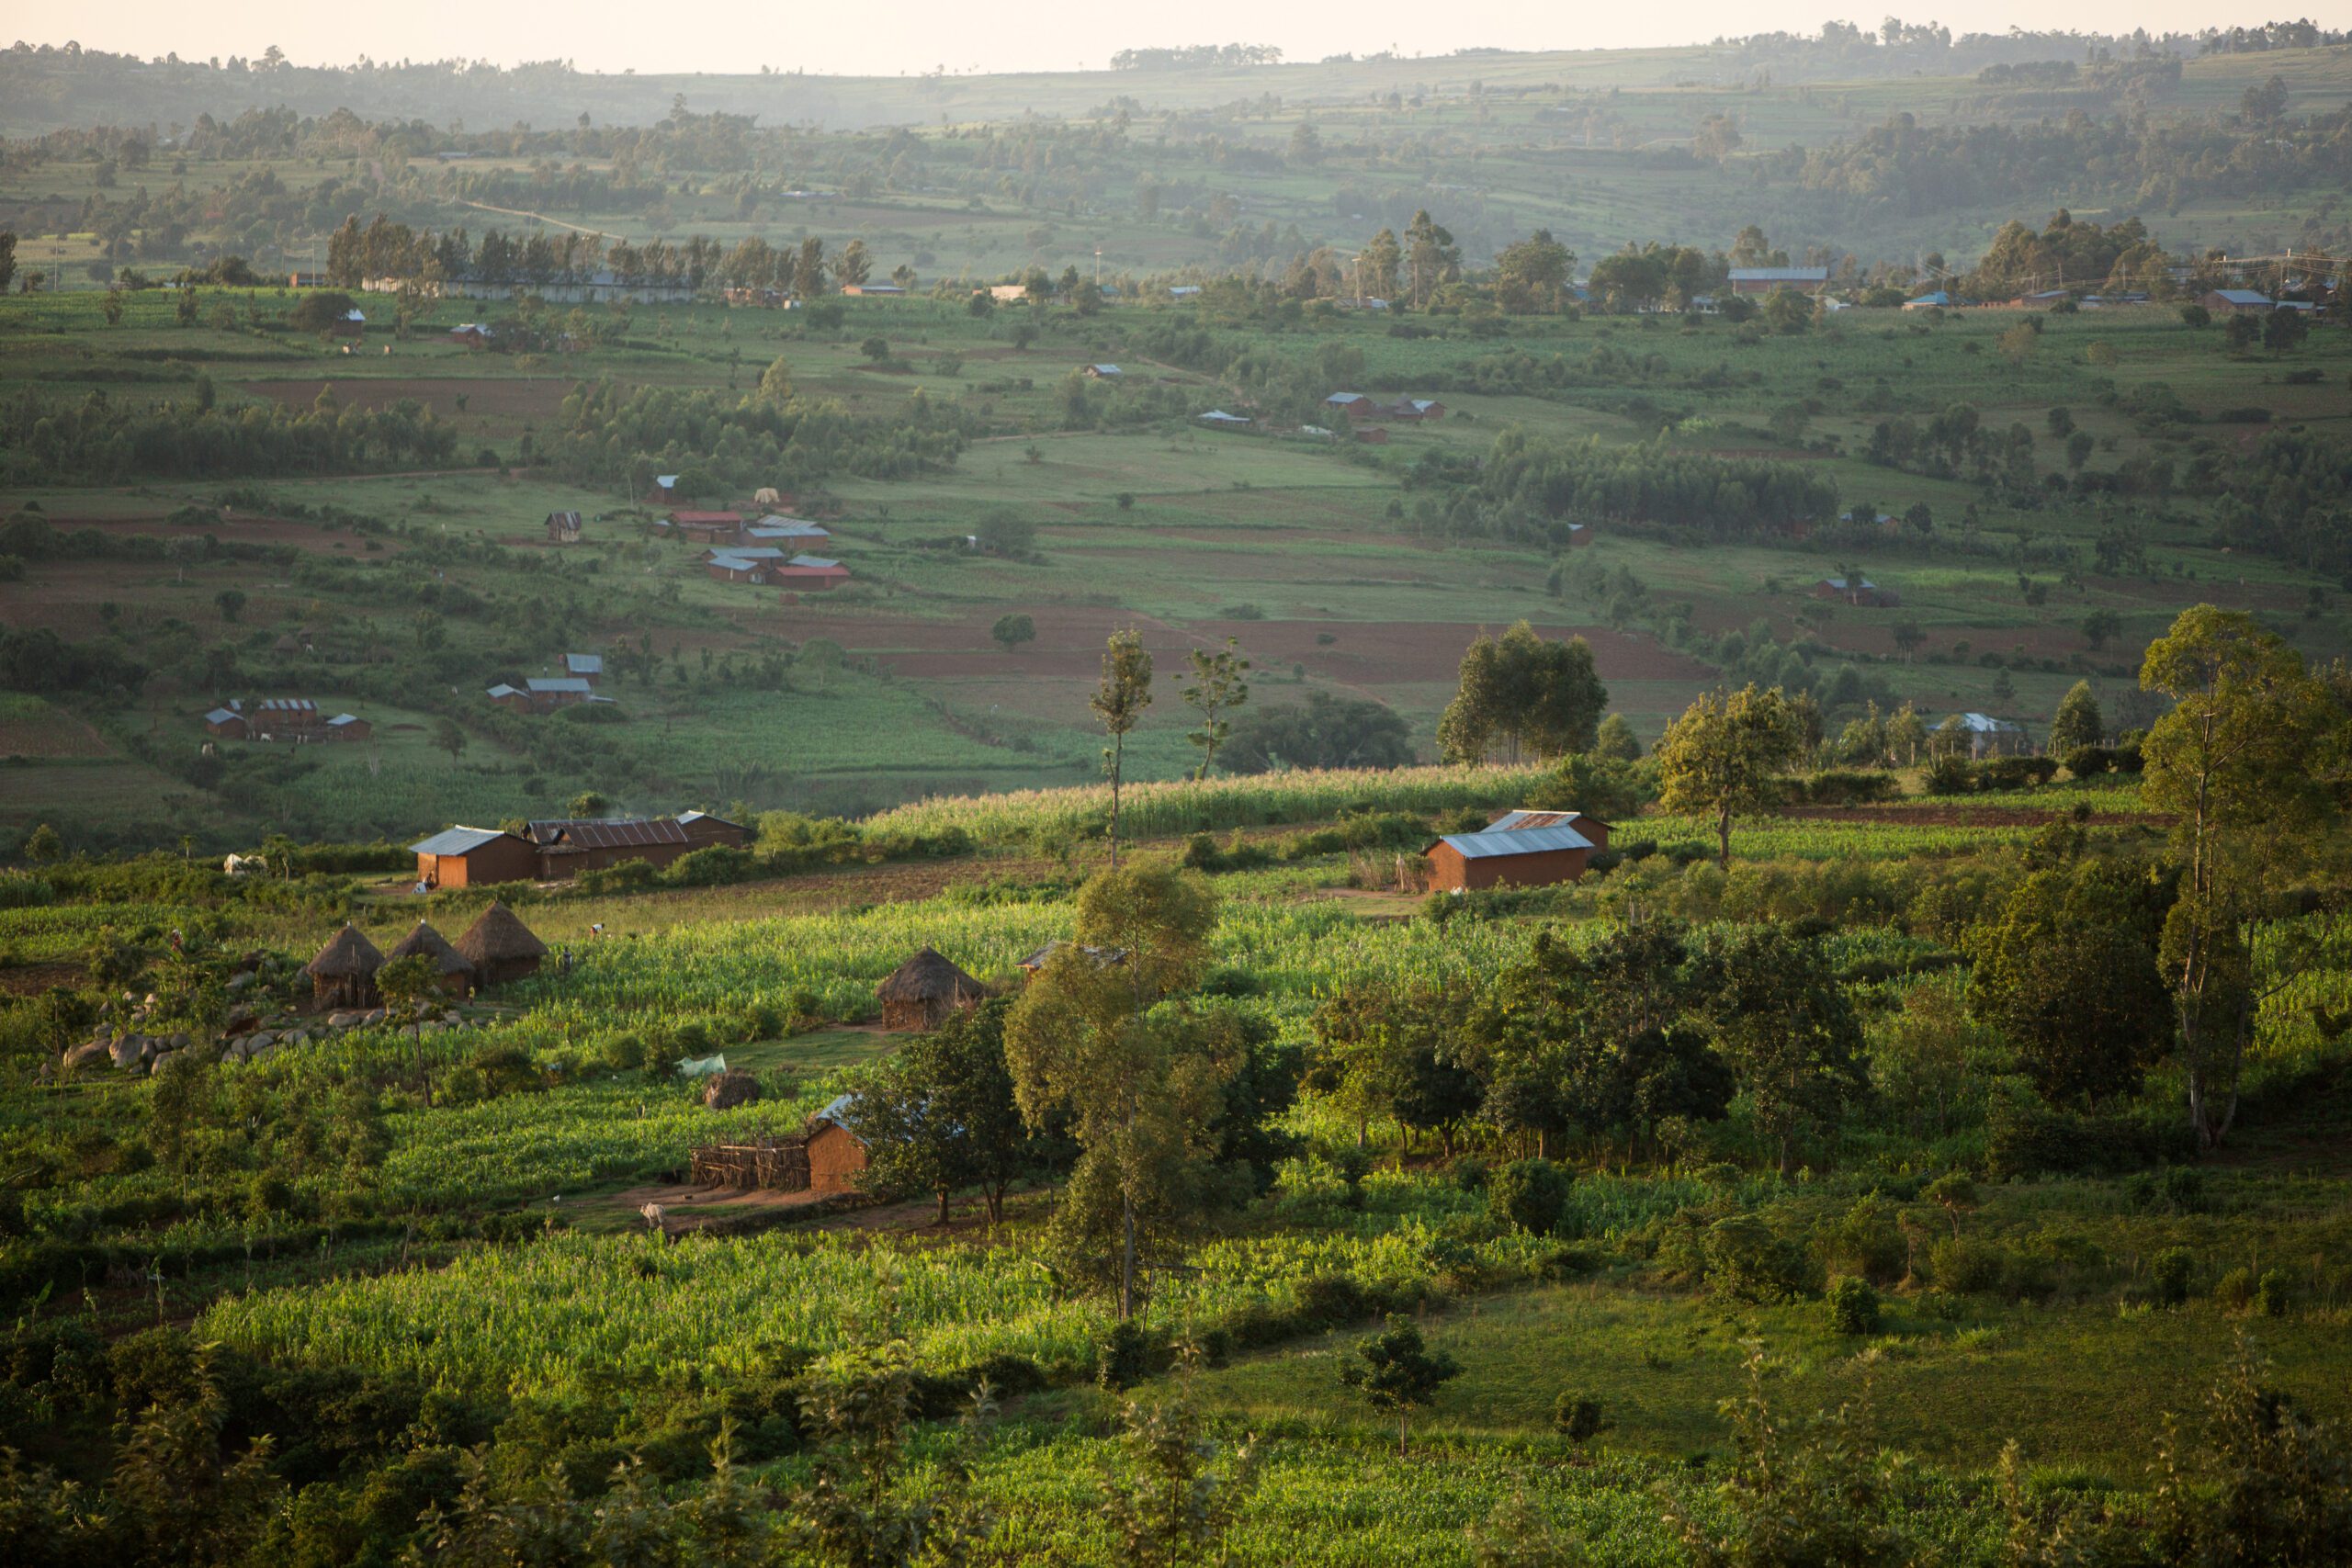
<box><xmin>4</xmin><ymin>23</ymin><xmax>2352</xmax><ymax>1567</ymax></box>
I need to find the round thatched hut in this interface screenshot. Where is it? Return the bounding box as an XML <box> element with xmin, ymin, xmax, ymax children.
<box><xmin>303</xmin><ymin>922</ymin><xmax>385</xmax><ymax>1009</ymax></box>
<box><xmin>386</xmin><ymin>919</ymin><xmax>476</xmax><ymax>998</ymax></box>
<box><xmin>876</xmin><ymin>946</ymin><xmax>986</xmax><ymax>1032</ymax></box>
<box><xmin>453</xmin><ymin>899</ymin><xmax>548</xmax><ymax>989</ymax></box>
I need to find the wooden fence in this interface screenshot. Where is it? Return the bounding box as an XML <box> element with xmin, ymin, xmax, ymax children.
<box><xmin>689</xmin><ymin>1138</ymin><xmax>811</xmax><ymax>1190</ymax></box>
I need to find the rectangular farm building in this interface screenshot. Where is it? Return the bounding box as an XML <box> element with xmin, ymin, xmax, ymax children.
<box><xmin>1424</xmin><ymin>810</ymin><xmax>1609</xmax><ymax>893</ymax></box>
<box><xmin>412</xmin><ymin>826</ymin><xmax>539</xmax><ymax>889</ymax></box>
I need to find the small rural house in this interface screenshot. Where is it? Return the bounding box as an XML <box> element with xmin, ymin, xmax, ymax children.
<box><xmin>453</xmin><ymin>900</ymin><xmax>548</xmax><ymax>988</ymax></box>
<box><xmin>303</xmin><ymin>923</ymin><xmax>385</xmax><ymax>1009</ymax></box>
<box><xmin>1325</xmin><ymin>391</ymin><xmax>1372</xmax><ymax>415</ymax></box>
<box><xmin>663</xmin><ymin>511</ymin><xmax>744</xmax><ymax>547</ymax></box>
<box><xmin>1565</xmin><ymin>523</ymin><xmax>1596</xmax><ymax>548</ymax></box>
<box><xmin>248</xmin><ymin>697</ymin><xmax>322</xmax><ymax>737</ymax></box>
<box><xmin>651</xmin><ymin>475</ymin><xmax>681</xmax><ymax>502</ymax></box>
<box><xmin>1083</xmin><ymin>364</ymin><xmax>1123</xmax><ymax>379</ymax></box>
<box><xmin>677</xmin><ymin>810</ymin><xmax>751</xmax><ymax>849</ymax></box>
<box><xmin>745</xmin><ymin>516</ymin><xmax>831</xmax><ymax>543</ymax></box>
<box><xmin>411</xmin><ymin>826</ymin><xmax>538</xmax><ymax>889</ymax></box>
<box><xmin>528</xmin><ymin>817</ymin><xmax>693</xmax><ymax>877</ymax></box>
<box><xmin>706</xmin><ymin>551</ymin><xmax>775</xmax><ymax>584</ymax></box>
<box><xmin>1813</xmin><ymin>577</ymin><xmax>1900</xmax><ymax>608</ymax></box>
<box><xmin>1727</xmin><ymin>266</ymin><xmax>1830</xmax><ymax>297</ymax></box>
<box><xmin>204</xmin><ymin>706</ymin><xmax>251</xmax><ymax>739</ymax></box>
<box><xmin>1424</xmin><ymin>810</ymin><xmax>1611</xmax><ymax>894</ymax></box>
<box><xmin>518</xmin><ymin>677</ymin><xmax>593</xmax><ymax>709</ymax></box>
<box><xmin>324</xmin><ymin>714</ymin><xmax>371</xmax><ymax>741</ymax></box>
<box><xmin>775</xmin><ymin>555</ymin><xmax>850</xmax><ymax>591</ymax></box>
<box><xmin>564</xmin><ymin>653</ymin><xmax>603</xmax><ymax>684</ymax></box>
<box><xmin>449</xmin><ymin>323</ymin><xmax>494</xmax><ymax>348</ymax></box>
<box><xmin>876</xmin><ymin>947</ymin><xmax>987</xmax><ymax>1031</ymax></box>
<box><xmin>806</xmin><ymin>1095</ymin><xmax>870</xmax><ymax>1193</ymax></box>
<box><xmin>1951</xmin><ymin>712</ymin><xmax>2029</xmax><ymax>759</ymax></box>
<box><xmin>386</xmin><ymin>920</ymin><xmax>476</xmax><ymax>998</ymax></box>
<box><xmin>546</xmin><ymin>511</ymin><xmax>583</xmax><ymax>544</ymax></box>
<box><xmin>2199</xmin><ymin>288</ymin><xmax>2272</xmax><ymax>315</ymax></box>
<box><xmin>1905</xmin><ymin>291</ymin><xmax>1955</xmax><ymax>310</ymax></box>
<box><xmin>1198</xmin><ymin>410</ymin><xmax>1252</xmax><ymax>429</ymax></box>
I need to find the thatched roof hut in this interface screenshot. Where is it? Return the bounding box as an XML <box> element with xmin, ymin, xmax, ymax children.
<box><xmin>303</xmin><ymin>922</ymin><xmax>384</xmax><ymax>1009</ymax></box>
<box><xmin>453</xmin><ymin>899</ymin><xmax>548</xmax><ymax>989</ymax></box>
<box><xmin>387</xmin><ymin>919</ymin><xmax>476</xmax><ymax>996</ymax></box>
<box><xmin>876</xmin><ymin>946</ymin><xmax>985</xmax><ymax>1032</ymax></box>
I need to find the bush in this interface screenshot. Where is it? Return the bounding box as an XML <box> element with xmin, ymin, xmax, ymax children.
<box><xmin>1978</xmin><ymin>756</ymin><xmax>2060</xmax><ymax>792</ymax></box>
<box><xmin>2214</xmin><ymin>1266</ymin><xmax>2256</xmax><ymax>1313</ymax></box>
<box><xmin>2063</xmin><ymin>745</ymin><xmax>2118</xmax><ymax>777</ymax></box>
<box><xmin>1795</xmin><ymin>770</ymin><xmax>1899</xmax><ymax>806</ymax></box>
<box><xmin>1552</xmin><ymin>1392</ymin><xmax>1608</xmax><ymax>1443</ymax></box>
<box><xmin>1293</xmin><ymin>1272</ymin><xmax>1371</xmax><ymax>1328</ymax></box>
<box><xmin>1487</xmin><ymin>1158</ymin><xmax>1573</xmax><ymax>1236</ymax></box>
<box><xmin>1826</xmin><ymin>1276</ymin><xmax>1881</xmax><ymax>1335</ymax></box>
<box><xmin>1452</xmin><ymin>1157</ymin><xmax>1491</xmax><ymax>1193</ymax></box>
<box><xmin>1928</xmin><ymin>1236</ymin><xmax>2006</xmax><ymax>1294</ymax></box>
<box><xmin>1924</xmin><ymin>755</ymin><xmax>1974</xmax><ymax>795</ymax></box>
<box><xmin>1097</xmin><ymin>1319</ymin><xmax>1155</xmax><ymax>1390</ymax></box>
<box><xmin>2151</xmin><ymin>1247</ymin><xmax>2194</xmax><ymax>1307</ymax></box>
<box><xmin>1817</xmin><ymin>1196</ymin><xmax>1907</xmax><ymax>1285</ymax></box>
<box><xmin>2255</xmin><ymin>1269</ymin><xmax>2293</xmax><ymax>1317</ymax></box>
<box><xmin>1703</xmin><ymin>1216</ymin><xmax>1817</xmax><ymax>1303</ymax></box>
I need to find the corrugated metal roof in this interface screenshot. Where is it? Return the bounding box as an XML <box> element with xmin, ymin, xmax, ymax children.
<box><xmin>486</xmin><ymin>683</ymin><xmax>520</xmax><ymax>698</ymax></box>
<box><xmin>204</xmin><ymin>707</ymin><xmax>243</xmax><ymax>724</ymax></box>
<box><xmin>325</xmin><ymin>713</ymin><xmax>363</xmax><ymax>727</ymax></box>
<box><xmin>413</xmin><ymin>826</ymin><xmax>517</xmax><ymax>856</ymax></box>
<box><xmin>1955</xmin><ymin>712</ymin><xmax>2021</xmax><ymax>732</ymax></box>
<box><xmin>565</xmin><ymin>653</ymin><xmax>603</xmax><ymax>675</ymax></box>
<box><xmin>1435</xmin><ymin>824</ymin><xmax>1595</xmax><ymax>859</ymax></box>
<box><xmin>787</xmin><ymin>554</ymin><xmax>842</xmax><ymax>570</ymax></box>
<box><xmin>529</xmin><ymin>818</ymin><xmax>691</xmax><ymax>850</ymax></box>
<box><xmin>1487</xmin><ymin>809</ymin><xmax>1602</xmax><ymax>833</ymax></box>
<box><xmin>526</xmin><ymin>677</ymin><xmax>592</xmax><ymax>694</ymax></box>
<box><xmin>2211</xmin><ymin>288</ymin><xmax>2270</xmax><ymax>305</ymax></box>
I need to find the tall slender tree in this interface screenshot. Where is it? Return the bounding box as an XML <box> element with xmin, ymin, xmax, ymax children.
<box><xmin>1181</xmin><ymin>637</ymin><xmax>1250</xmax><ymax>779</ymax></box>
<box><xmin>1092</xmin><ymin>629</ymin><xmax>1153</xmax><ymax>866</ymax></box>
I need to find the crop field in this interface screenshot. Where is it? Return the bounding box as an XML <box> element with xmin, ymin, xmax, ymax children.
<box><xmin>3</xmin><ymin>28</ymin><xmax>2352</xmax><ymax>1565</ymax></box>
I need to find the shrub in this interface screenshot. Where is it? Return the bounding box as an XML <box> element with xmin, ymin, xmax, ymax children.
<box><xmin>1703</xmin><ymin>1216</ymin><xmax>1817</xmax><ymax>1303</ymax></box>
<box><xmin>2213</xmin><ymin>1267</ymin><xmax>2256</xmax><ymax>1313</ymax></box>
<box><xmin>1817</xmin><ymin>1196</ymin><xmax>1907</xmax><ymax>1285</ymax></box>
<box><xmin>1924</xmin><ymin>755</ymin><xmax>1974</xmax><ymax>795</ymax></box>
<box><xmin>1796</xmin><ymin>770</ymin><xmax>1899</xmax><ymax>806</ymax></box>
<box><xmin>1487</xmin><ymin>1158</ymin><xmax>1573</xmax><ymax>1236</ymax></box>
<box><xmin>1097</xmin><ymin>1319</ymin><xmax>1155</xmax><ymax>1390</ymax></box>
<box><xmin>2151</xmin><ymin>1247</ymin><xmax>2194</xmax><ymax>1307</ymax></box>
<box><xmin>1293</xmin><ymin>1272</ymin><xmax>1371</xmax><ymax>1328</ymax></box>
<box><xmin>1826</xmin><ymin>1276</ymin><xmax>1881</xmax><ymax>1335</ymax></box>
<box><xmin>1978</xmin><ymin>756</ymin><xmax>2060</xmax><ymax>791</ymax></box>
<box><xmin>1452</xmin><ymin>1157</ymin><xmax>1491</xmax><ymax>1193</ymax></box>
<box><xmin>2255</xmin><ymin>1269</ymin><xmax>2293</xmax><ymax>1317</ymax></box>
<box><xmin>1928</xmin><ymin>1237</ymin><xmax>2005</xmax><ymax>1294</ymax></box>
<box><xmin>1552</xmin><ymin>1392</ymin><xmax>1608</xmax><ymax>1443</ymax></box>
<box><xmin>2063</xmin><ymin>744</ymin><xmax>2118</xmax><ymax>777</ymax></box>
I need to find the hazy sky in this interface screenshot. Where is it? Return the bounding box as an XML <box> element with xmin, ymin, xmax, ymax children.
<box><xmin>11</xmin><ymin>3</ymin><xmax>2316</xmax><ymax>78</ymax></box>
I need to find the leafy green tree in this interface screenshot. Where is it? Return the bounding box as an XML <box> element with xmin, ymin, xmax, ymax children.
<box><xmin>1223</xmin><ymin>692</ymin><xmax>1411</xmax><ymax>773</ymax></box>
<box><xmin>798</xmin><ymin>637</ymin><xmax>844</xmax><ymax>690</ymax></box>
<box><xmin>860</xmin><ymin>335</ymin><xmax>890</xmax><ymax>362</ymax></box>
<box><xmin>1402</xmin><ymin>209</ymin><xmax>1460</xmax><ymax>308</ymax></box>
<box><xmin>568</xmin><ymin>790</ymin><xmax>609</xmax><ymax>818</ymax></box>
<box><xmin>1005</xmin><ymin>860</ymin><xmax>1223</xmax><ymax>1315</ymax></box>
<box><xmin>974</xmin><ymin>510</ymin><xmax>1035</xmax><ymax>556</ymax></box>
<box><xmin>1495</xmin><ymin>230</ymin><xmax>1576</xmax><ymax>314</ymax></box>
<box><xmin>432</xmin><ymin>716</ymin><xmax>468</xmax><ymax>762</ymax></box>
<box><xmin>2263</xmin><ymin>307</ymin><xmax>2309</xmax><ymax>355</ymax></box>
<box><xmin>1655</xmin><ymin>684</ymin><xmax>1803</xmax><ymax>868</ymax></box>
<box><xmin>288</xmin><ymin>290</ymin><xmax>357</xmax><ymax>334</ymax></box>
<box><xmin>834</xmin><ymin>238</ymin><xmax>873</xmax><ymax>288</ymax></box>
<box><xmin>758</xmin><ymin>353</ymin><xmax>795</xmax><ymax>404</ymax></box>
<box><xmin>1711</xmin><ymin>926</ymin><xmax>1868</xmax><ymax>1176</ymax></box>
<box><xmin>23</xmin><ymin>822</ymin><xmax>62</xmax><ymax>864</ymax></box>
<box><xmin>109</xmin><ymin>1362</ymin><xmax>282</xmax><ymax>1567</ymax></box>
<box><xmin>990</xmin><ymin>614</ymin><xmax>1036</xmax><ymax>655</ymax></box>
<box><xmin>857</xmin><ymin>998</ymin><xmax>1044</xmax><ymax>1224</ymax></box>
<box><xmin>1181</xmin><ymin>637</ymin><xmax>1250</xmax><ymax>779</ymax></box>
<box><xmin>1340</xmin><ymin>1314</ymin><xmax>1462</xmax><ymax>1455</ymax></box>
<box><xmin>1309</xmin><ymin>980</ymin><xmax>1478</xmax><ymax>1154</ymax></box>
<box><xmin>792</xmin><ymin>1351</ymin><xmax>993</xmax><ymax>1567</ymax></box>
<box><xmin>1524</xmin><ymin>750</ymin><xmax>1651</xmax><ymax>823</ymax></box>
<box><xmin>1361</xmin><ymin>228</ymin><xmax>1402</xmax><ymax>299</ymax></box>
<box><xmin>2049</xmin><ymin>680</ymin><xmax>2104</xmax><ymax>754</ymax></box>
<box><xmin>2142</xmin><ymin>606</ymin><xmax>2338</xmax><ymax>1147</ymax></box>
<box><xmin>1968</xmin><ymin>863</ymin><xmax>2173</xmax><ymax>1106</ymax></box>
<box><xmin>1437</xmin><ymin>622</ymin><xmax>1608</xmax><ymax>764</ymax></box>
<box><xmin>1091</xmin><ymin>629</ymin><xmax>1154</xmax><ymax>866</ymax></box>
<box><xmin>2082</xmin><ymin>608</ymin><xmax>2121</xmax><ymax>649</ymax></box>
<box><xmin>1592</xmin><ymin>713</ymin><xmax>1642</xmax><ymax>761</ymax></box>
<box><xmin>1100</xmin><ymin>1387</ymin><xmax>1261</xmax><ymax>1568</ymax></box>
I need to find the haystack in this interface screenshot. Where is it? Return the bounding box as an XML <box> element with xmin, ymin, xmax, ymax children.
<box><xmin>453</xmin><ymin>899</ymin><xmax>548</xmax><ymax>989</ymax></box>
<box><xmin>876</xmin><ymin>946</ymin><xmax>985</xmax><ymax>1032</ymax></box>
<box><xmin>302</xmin><ymin>923</ymin><xmax>384</xmax><ymax>1009</ymax></box>
<box><xmin>387</xmin><ymin>919</ymin><xmax>476</xmax><ymax>997</ymax></box>
<box><xmin>704</xmin><ymin>1069</ymin><xmax>761</xmax><ymax>1111</ymax></box>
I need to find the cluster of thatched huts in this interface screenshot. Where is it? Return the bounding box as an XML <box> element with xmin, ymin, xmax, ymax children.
<box><xmin>301</xmin><ymin>899</ymin><xmax>548</xmax><ymax>1008</ymax></box>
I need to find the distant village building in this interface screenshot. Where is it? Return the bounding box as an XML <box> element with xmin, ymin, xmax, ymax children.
<box><xmin>204</xmin><ymin>706</ymin><xmax>252</xmax><ymax>739</ymax></box>
<box><xmin>1197</xmin><ymin>410</ymin><xmax>1253</xmax><ymax>429</ymax></box>
<box><xmin>564</xmin><ymin>653</ymin><xmax>603</xmax><ymax>685</ymax></box>
<box><xmin>774</xmin><ymin>554</ymin><xmax>851</xmax><ymax>591</ymax></box>
<box><xmin>805</xmin><ymin>1095</ymin><xmax>870</xmax><ymax>1192</ymax></box>
<box><xmin>876</xmin><ymin>947</ymin><xmax>987</xmax><ymax>1031</ymax></box>
<box><xmin>1728</xmin><ymin>266</ymin><xmax>1830</xmax><ymax>297</ymax></box>
<box><xmin>323</xmin><ymin>714</ymin><xmax>371</xmax><ymax>741</ymax></box>
<box><xmin>411</xmin><ymin>826</ymin><xmax>539</xmax><ymax>889</ymax></box>
<box><xmin>1950</xmin><ymin>712</ymin><xmax>2029</xmax><ymax>759</ymax></box>
<box><xmin>1424</xmin><ymin>810</ymin><xmax>1611</xmax><ymax>894</ymax></box>
<box><xmin>303</xmin><ymin>923</ymin><xmax>384</xmax><ymax>1009</ymax></box>
<box><xmin>2199</xmin><ymin>288</ymin><xmax>2272</xmax><ymax>315</ymax></box>
<box><xmin>386</xmin><ymin>919</ymin><xmax>477</xmax><ymax>997</ymax></box>
<box><xmin>545</xmin><ymin>510</ymin><xmax>583</xmax><ymax>544</ymax></box>
<box><xmin>453</xmin><ymin>899</ymin><xmax>548</xmax><ymax>989</ymax></box>
<box><xmin>1083</xmin><ymin>364</ymin><xmax>1123</xmax><ymax>379</ymax></box>
<box><xmin>676</xmin><ymin>810</ymin><xmax>750</xmax><ymax>849</ymax></box>
<box><xmin>1904</xmin><ymin>291</ymin><xmax>1955</xmax><ymax>310</ymax></box>
<box><xmin>1812</xmin><ymin>577</ymin><xmax>1901</xmax><ymax>608</ymax></box>
<box><xmin>527</xmin><ymin>817</ymin><xmax>693</xmax><ymax>878</ymax></box>
<box><xmin>661</xmin><ymin>511</ymin><xmax>744</xmax><ymax>546</ymax></box>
